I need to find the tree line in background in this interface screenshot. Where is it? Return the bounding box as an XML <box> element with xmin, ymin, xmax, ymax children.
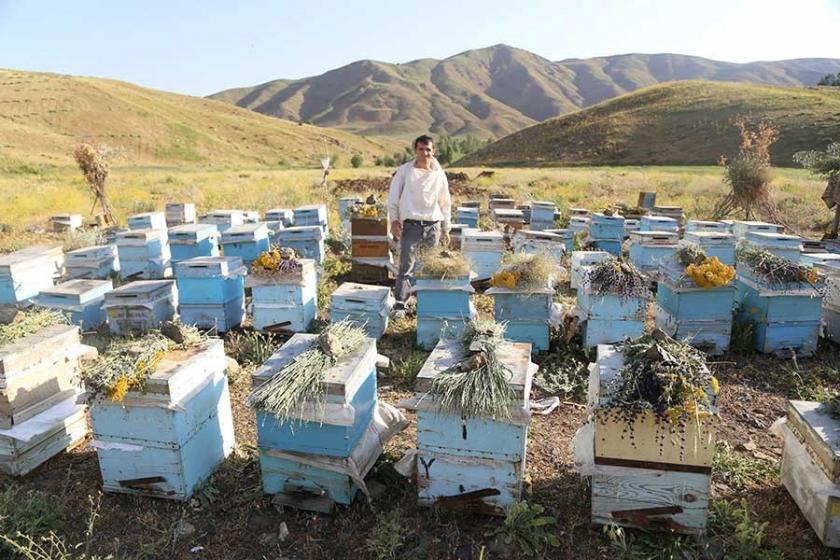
<box><xmin>818</xmin><ymin>73</ymin><xmax>840</xmax><ymax>86</ymax></box>
<box><xmin>342</xmin><ymin>134</ymin><xmax>490</xmax><ymax>169</ymax></box>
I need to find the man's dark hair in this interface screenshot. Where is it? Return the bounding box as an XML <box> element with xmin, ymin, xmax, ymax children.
<box><xmin>414</xmin><ymin>135</ymin><xmax>434</xmax><ymax>149</ymax></box>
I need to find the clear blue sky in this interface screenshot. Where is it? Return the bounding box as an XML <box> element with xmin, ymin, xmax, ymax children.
<box><xmin>2</xmin><ymin>0</ymin><xmax>839</xmax><ymax>97</ymax></box>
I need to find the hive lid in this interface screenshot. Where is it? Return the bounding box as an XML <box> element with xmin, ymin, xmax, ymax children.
<box><xmin>591</xmin><ymin>213</ymin><xmax>625</xmax><ymax>223</ymax></box>
<box><xmin>168</xmin><ymin>223</ymin><xmax>218</xmax><ymax>237</ymax></box>
<box><xmin>414</xmin><ymin>339</ymin><xmax>532</xmax><ymax>402</ymax></box>
<box><xmin>684</xmin><ymin>231</ymin><xmax>735</xmax><ymax>242</ymax></box>
<box><xmin>40</xmin><ymin>278</ymin><xmax>112</xmax><ymax>298</ymax></box>
<box><xmin>130</xmin><ymin>339</ymin><xmax>225</xmax><ymax>402</ymax></box>
<box><xmin>514</xmin><ymin>230</ymin><xmax>564</xmax><ymax>242</ymax></box>
<box><xmin>117</xmin><ymin>228</ymin><xmax>167</xmax><ymax>242</ymax></box>
<box><xmin>331</xmin><ymin>282</ymin><xmax>391</xmax><ymax>303</ymax></box>
<box><xmin>104</xmin><ymin>280</ymin><xmax>175</xmax><ymax>302</ymax></box>
<box><xmin>277</xmin><ymin>225</ymin><xmax>325</xmax><ymax>239</ymax></box>
<box><xmin>463</xmin><ymin>230</ymin><xmax>503</xmax><ymax>241</ymax></box>
<box><xmin>0</xmin><ymin>252</ymin><xmax>52</xmax><ymax>276</ymax></box>
<box><xmin>245</xmin><ymin>259</ymin><xmax>317</xmax><ymax>286</ymax></box>
<box><xmin>66</xmin><ymin>245</ymin><xmax>117</xmax><ymax>260</ymax></box>
<box><xmin>252</xmin><ymin>334</ymin><xmax>377</xmax><ymax>400</ymax></box>
<box><xmin>644</xmin><ymin>215</ymin><xmax>678</xmax><ymax>223</ymax></box>
<box><xmin>221</xmin><ymin>222</ymin><xmax>270</xmax><ymax>240</ymax></box>
<box><xmin>175</xmin><ymin>256</ymin><xmax>244</xmax><ymax>277</ymax></box>
<box><xmin>295</xmin><ymin>204</ymin><xmax>327</xmax><ymax>213</ymax></box>
<box><xmin>630</xmin><ymin>230</ymin><xmax>679</xmax><ymax>243</ymax></box>
<box><xmin>745</xmin><ymin>231</ymin><xmax>802</xmax><ymax>243</ymax></box>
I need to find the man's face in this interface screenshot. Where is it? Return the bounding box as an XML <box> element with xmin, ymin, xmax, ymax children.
<box><xmin>415</xmin><ymin>141</ymin><xmax>434</xmax><ymax>160</ymax></box>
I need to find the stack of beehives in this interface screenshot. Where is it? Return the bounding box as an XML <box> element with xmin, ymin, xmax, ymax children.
<box><xmin>168</xmin><ymin>223</ymin><xmax>220</xmax><ymax>263</ymax></box>
<box><xmin>115</xmin><ymin>229</ymin><xmax>172</xmax><ymax>280</ymax></box>
<box><xmin>628</xmin><ymin>231</ymin><xmax>680</xmax><ymax>275</ymax></box>
<box><xmin>103</xmin><ymin>280</ymin><xmax>178</xmax><ymax>335</ymax></box>
<box><xmin>329</xmin><ymin>282</ymin><xmax>393</xmax><ymax>340</ymax></box>
<box><xmin>414</xmin><ymin>252</ymin><xmax>475</xmax><ymax>350</ymax></box>
<box><xmin>35</xmin><ymin>279</ymin><xmax>113</xmax><ymax>331</ymax></box>
<box><xmin>175</xmin><ymin>256</ymin><xmax>246</xmax><ymax>332</ymax></box>
<box><xmin>65</xmin><ymin>245</ymin><xmax>120</xmax><ymax>279</ymax></box>
<box><xmin>576</xmin><ymin>258</ymin><xmax>649</xmax><ymax>347</ymax></box>
<box><xmin>0</xmin><ymin>251</ymin><xmax>56</xmax><ymax>305</ymax></box>
<box><xmin>200</xmin><ymin>209</ymin><xmax>246</xmax><ymax>234</ymax></box>
<box><xmin>461</xmin><ymin>230</ymin><xmax>505</xmax><ymax>281</ymax></box>
<box><xmin>219</xmin><ymin>223</ymin><xmax>271</xmax><ymax>266</ymax></box>
<box><xmin>165</xmin><ymin>203</ymin><xmax>196</xmax><ymax>227</ymax></box>
<box><xmin>587</xmin><ymin>213</ymin><xmax>625</xmax><ymax>256</ymax></box>
<box><xmin>349</xmin><ymin>206</ymin><xmax>392</xmax><ymax>283</ymax></box>
<box><xmin>247</xmin><ymin>256</ymin><xmax>317</xmax><ymax>333</ymax></box>
<box><xmin>0</xmin><ymin>315</ymin><xmax>94</xmax><ymax>475</ymax></box>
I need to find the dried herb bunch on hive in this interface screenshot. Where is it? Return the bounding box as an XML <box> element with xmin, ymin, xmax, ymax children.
<box><xmin>81</xmin><ymin>324</ymin><xmax>206</xmax><ymax>402</ymax></box>
<box><xmin>604</xmin><ymin>330</ymin><xmax>718</xmax><ymax>434</ymax></box>
<box><xmin>245</xmin><ymin>319</ymin><xmax>367</xmax><ymax>422</ymax></box>
<box><xmin>251</xmin><ymin>246</ymin><xmax>301</xmax><ymax>276</ymax></box>
<box><xmin>429</xmin><ymin>320</ymin><xmax>515</xmax><ymax>420</ymax></box>
<box><xmin>418</xmin><ymin>247</ymin><xmax>471</xmax><ymax>279</ymax></box>
<box><xmin>0</xmin><ymin>309</ymin><xmax>67</xmax><ymax>345</ymax></box>
<box><xmin>346</xmin><ymin>197</ymin><xmax>387</xmax><ymax>219</ymax></box>
<box><xmin>736</xmin><ymin>243</ymin><xmax>818</xmax><ymax>285</ymax></box>
<box><xmin>675</xmin><ymin>244</ymin><xmax>734</xmax><ymax>288</ymax></box>
<box><xmin>585</xmin><ymin>257</ymin><xmax>650</xmax><ymax>298</ymax></box>
<box><xmin>491</xmin><ymin>253</ymin><xmax>561</xmax><ymax>289</ymax></box>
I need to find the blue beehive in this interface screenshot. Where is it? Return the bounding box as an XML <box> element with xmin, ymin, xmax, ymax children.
<box><xmin>330</xmin><ymin>282</ymin><xmax>393</xmax><ymax>340</ymax></box>
<box><xmin>801</xmin><ymin>252</ymin><xmax>840</xmax><ymax>267</ymax></box>
<box><xmin>640</xmin><ymin>215</ymin><xmax>679</xmax><ymax>233</ymax></box>
<box><xmin>116</xmin><ymin>229</ymin><xmax>172</xmax><ymax>280</ymax></box>
<box><xmin>456</xmin><ymin>207</ymin><xmax>480</xmax><ymax>229</ymax></box>
<box><xmin>529</xmin><ymin>201</ymin><xmax>556</xmax><ymax>230</ymax></box>
<box><xmin>745</xmin><ymin>231</ymin><xmax>802</xmax><ymax>262</ymax></box>
<box><xmin>685</xmin><ymin>220</ymin><xmax>728</xmax><ymax>233</ymax></box>
<box><xmin>416</xmin><ymin>301</ymin><xmax>477</xmax><ymax>349</ymax></box>
<box><xmin>588</xmin><ymin>213</ymin><xmax>625</xmax><ymax>240</ymax></box>
<box><xmin>293</xmin><ymin>204</ymin><xmax>328</xmax><ymax>235</ymax></box>
<box><xmin>512</xmin><ymin>230</ymin><xmax>566</xmax><ymax>262</ymax></box>
<box><xmin>35</xmin><ymin>279</ymin><xmax>112</xmax><ymax>330</ymax></box>
<box><xmin>683</xmin><ymin>232</ymin><xmax>736</xmax><ymax>265</ymax></box>
<box><xmin>252</xmin><ymin>334</ymin><xmax>378</xmax><ymax>457</ymax></box>
<box><xmin>411</xmin><ymin>339</ymin><xmax>534</xmax><ymax>512</ymax></box>
<box><xmin>577</xmin><ymin>273</ymin><xmax>647</xmax><ymax>347</ymax></box>
<box><xmin>168</xmin><ymin>223</ymin><xmax>220</xmax><ymax>262</ymax></box>
<box><xmin>570</xmin><ymin>251</ymin><xmax>610</xmax><ymax>290</ymax></box>
<box><xmin>175</xmin><ymin>256</ymin><xmax>245</xmax><ymax>332</ymax></box>
<box><xmin>655</xmin><ymin>263</ymin><xmax>735</xmax><ymax>354</ymax></box>
<box><xmin>0</xmin><ymin>252</ymin><xmax>56</xmax><ymax>304</ymax></box>
<box><xmin>164</xmin><ymin>203</ymin><xmax>196</xmax><ymax>227</ymax></box>
<box><xmin>544</xmin><ymin>228</ymin><xmax>575</xmax><ymax>252</ymax></box>
<box><xmin>65</xmin><ymin>245</ymin><xmax>120</xmax><ymax>279</ymax></box>
<box><xmin>462</xmin><ymin>230</ymin><xmax>505</xmax><ymax>280</ymax></box>
<box><xmin>487</xmin><ymin>287</ymin><xmax>554</xmax><ymax>351</ymax></box>
<box><xmin>569</xmin><ymin>215</ymin><xmax>590</xmax><ymax>234</ymax></box>
<box><xmin>275</xmin><ymin>226</ymin><xmax>326</xmax><ymax>263</ymax></box>
<box><xmin>127</xmin><ymin>212</ymin><xmax>167</xmax><ymax>231</ymax></box>
<box><xmin>90</xmin><ymin>340</ymin><xmax>235</xmax><ymax>500</ymax></box>
<box><xmin>628</xmin><ymin>231</ymin><xmax>679</xmax><ymax>274</ymax></box>
<box><xmin>735</xmin><ymin>263</ymin><xmax>822</xmax><ymax>356</ymax></box>
<box><xmin>219</xmin><ymin>223</ymin><xmax>271</xmax><ymax>265</ymax></box>
<box><xmin>623</xmin><ymin>219</ymin><xmax>640</xmax><ymax>238</ymax></box>
<box><xmin>265</xmin><ymin>208</ymin><xmax>294</xmax><ymax>227</ymax></box>
<box><xmin>732</xmin><ymin>220</ymin><xmax>782</xmax><ymax>239</ymax></box>
<box><xmin>415</xmin><ymin>276</ymin><xmax>477</xmax><ymax>350</ymax></box>
<box><xmin>201</xmin><ymin>209</ymin><xmax>245</xmax><ymax>234</ymax></box>
<box><xmin>103</xmin><ymin>280</ymin><xmax>178</xmax><ymax>335</ymax></box>
<box><xmin>248</xmin><ymin>259</ymin><xmax>317</xmax><ymax>332</ymax></box>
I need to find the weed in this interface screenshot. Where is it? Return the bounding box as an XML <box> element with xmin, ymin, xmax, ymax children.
<box><xmin>390</xmin><ymin>350</ymin><xmax>428</xmax><ymax>388</ymax></box>
<box><xmin>602</xmin><ymin>523</ymin><xmax>691</xmax><ymax>560</ymax></box>
<box><xmin>535</xmin><ymin>336</ymin><xmax>590</xmax><ymax>402</ymax></box>
<box><xmin>729</xmin><ymin>307</ymin><xmax>756</xmax><ymax>355</ymax></box>
<box><xmin>0</xmin><ymin>484</ymin><xmax>64</xmax><ymax>549</ymax></box>
<box><xmin>708</xmin><ymin>499</ymin><xmax>785</xmax><ymax>560</ymax></box>
<box><xmin>61</xmin><ymin>228</ymin><xmax>106</xmax><ymax>251</ymax></box>
<box><xmin>364</xmin><ymin>509</ymin><xmax>412</xmax><ymax>560</ymax></box>
<box><xmin>713</xmin><ymin>443</ymin><xmax>779</xmax><ymax>490</ymax></box>
<box><xmin>225</xmin><ymin>330</ymin><xmax>278</xmax><ymax>366</ymax></box>
<box><xmin>488</xmin><ymin>501</ymin><xmax>560</xmax><ymax>557</ymax></box>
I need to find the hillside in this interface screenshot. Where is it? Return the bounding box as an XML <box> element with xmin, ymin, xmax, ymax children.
<box><xmin>0</xmin><ymin>69</ymin><xmax>393</xmax><ymax>168</ymax></box>
<box><xmin>209</xmin><ymin>45</ymin><xmax>840</xmax><ymax>139</ymax></box>
<box><xmin>457</xmin><ymin>81</ymin><xmax>840</xmax><ymax>167</ymax></box>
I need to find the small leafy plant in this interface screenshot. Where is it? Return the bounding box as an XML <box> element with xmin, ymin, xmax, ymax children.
<box><xmin>488</xmin><ymin>501</ymin><xmax>560</xmax><ymax>557</ymax></box>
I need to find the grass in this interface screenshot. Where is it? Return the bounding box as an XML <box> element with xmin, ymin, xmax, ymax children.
<box><xmin>713</xmin><ymin>443</ymin><xmax>780</xmax><ymax>490</ymax></box>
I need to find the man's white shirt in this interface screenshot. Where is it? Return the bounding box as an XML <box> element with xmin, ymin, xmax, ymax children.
<box><xmin>387</xmin><ymin>158</ymin><xmax>451</xmax><ymax>231</ymax></box>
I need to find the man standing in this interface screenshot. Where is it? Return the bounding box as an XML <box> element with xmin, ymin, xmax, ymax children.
<box><xmin>388</xmin><ymin>135</ymin><xmax>451</xmax><ymax>315</ymax></box>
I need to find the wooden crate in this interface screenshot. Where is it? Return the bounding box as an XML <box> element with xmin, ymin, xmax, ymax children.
<box><xmin>351</xmin><ymin>238</ymin><xmax>390</xmax><ymax>258</ymax></box>
<box><xmin>351</xmin><ymin>218</ymin><xmax>388</xmax><ymax>237</ymax></box>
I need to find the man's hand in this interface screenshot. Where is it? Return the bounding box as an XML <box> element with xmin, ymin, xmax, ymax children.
<box><xmin>391</xmin><ymin>220</ymin><xmax>402</xmax><ymax>240</ymax></box>
<box><xmin>441</xmin><ymin>230</ymin><xmax>451</xmax><ymax>247</ymax></box>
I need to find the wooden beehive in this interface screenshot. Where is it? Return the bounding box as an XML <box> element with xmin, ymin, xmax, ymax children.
<box><xmin>65</xmin><ymin>244</ymin><xmax>120</xmax><ymax>280</ymax></box>
<box><xmin>90</xmin><ymin>340</ymin><xmax>234</xmax><ymax>500</ymax></box>
<box><xmin>103</xmin><ymin>280</ymin><xmax>177</xmax><ymax>335</ymax></box>
<box><xmin>350</xmin><ymin>217</ymin><xmax>388</xmax><ymax>237</ymax></box>
<box><xmin>35</xmin><ymin>279</ymin><xmax>113</xmax><ymax>331</ymax></box>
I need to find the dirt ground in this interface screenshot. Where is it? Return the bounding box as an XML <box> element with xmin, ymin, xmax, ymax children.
<box><xmin>4</xmin><ymin>310</ymin><xmax>840</xmax><ymax>560</ymax></box>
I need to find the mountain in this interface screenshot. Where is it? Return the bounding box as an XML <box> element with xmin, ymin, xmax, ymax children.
<box><xmin>0</xmin><ymin>69</ymin><xmax>392</xmax><ymax>168</ymax></box>
<box><xmin>456</xmin><ymin>81</ymin><xmax>840</xmax><ymax>167</ymax></box>
<box><xmin>209</xmin><ymin>45</ymin><xmax>840</xmax><ymax>140</ymax></box>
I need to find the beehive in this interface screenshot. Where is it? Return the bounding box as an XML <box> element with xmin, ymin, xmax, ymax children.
<box><xmin>685</xmin><ymin>220</ymin><xmax>728</xmax><ymax>233</ymax></box>
<box><xmin>242</xmin><ymin>210</ymin><xmax>260</xmax><ymax>224</ymax></box>
<box><xmin>570</xmin><ymin>251</ymin><xmax>610</xmax><ymax>290</ymax></box>
<box><xmin>448</xmin><ymin>224</ymin><xmax>468</xmax><ymax>250</ymax></box>
<box><xmin>623</xmin><ymin>219</ymin><xmax>640</xmax><ymax>238</ymax></box>
<box><xmin>17</xmin><ymin>245</ymin><xmax>65</xmax><ymax>280</ymax></box>
<box><xmin>462</xmin><ymin>230</ymin><xmax>505</xmax><ymax>280</ymax></box>
<box><xmin>265</xmin><ymin>208</ymin><xmax>294</xmax><ymax>229</ymax></box>
<box><xmin>201</xmin><ymin>209</ymin><xmax>246</xmax><ymax>233</ymax></box>
<box><xmin>115</xmin><ymin>229</ymin><xmax>172</xmax><ymax>280</ymax></box>
<box><xmin>411</xmin><ymin>339</ymin><xmax>535</xmax><ymax>512</ymax></box>
<box><xmin>219</xmin><ymin>223</ymin><xmax>271</xmax><ymax>265</ymax></box>
<box><xmin>778</xmin><ymin>402</ymin><xmax>840</xmax><ymax>547</ymax></box>
<box><xmin>275</xmin><ymin>226</ymin><xmax>326</xmax><ymax>263</ymax></box>
<box><xmin>65</xmin><ymin>245</ymin><xmax>120</xmax><ymax>279</ymax></box>
<box><xmin>350</xmin><ymin>256</ymin><xmax>394</xmax><ymax>284</ymax></box>
<box><xmin>351</xmin><ymin>233</ymin><xmax>391</xmax><ymax>259</ymax></box>
<box><xmin>588</xmin><ymin>213</ymin><xmax>625</xmax><ymax>256</ymax></box>
<box><xmin>248</xmin><ymin>259</ymin><xmax>317</xmax><ymax>332</ymax></box>
<box><xmin>651</xmin><ymin>205</ymin><xmax>685</xmax><ymax>224</ymax></box>
<box><xmin>735</xmin><ymin>263</ymin><xmax>821</xmax><ymax>356</ymax></box>
<box><xmin>486</xmin><ymin>286</ymin><xmax>554</xmax><ymax>351</ymax></box>
<box><xmin>492</xmin><ymin>208</ymin><xmax>526</xmax><ymax>232</ymax></box>
<box><xmin>576</xmin><ymin>277</ymin><xmax>647</xmax><ymax>347</ymax></box>
<box><xmin>731</xmin><ymin>220</ymin><xmax>783</xmax><ymax>239</ymax></box>
<box><xmin>745</xmin><ymin>231</ymin><xmax>802</xmax><ymax>262</ymax></box>
<box><xmin>586</xmin><ymin>345</ymin><xmax>715</xmax><ymax>535</ymax></box>
<box><xmin>413</xmin><ymin>274</ymin><xmax>474</xmax><ymax>349</ymax></box>
<box><xmin>103</xmin><ymin>280</ymin><xmax>178</xmax><ymax>335</ymax></box>
<box><xmin>0</xmin><ymin>252</ymin><xmax>55</xmax><ymax>304</ymax></box>
<box><xmin>529</xmin><ymin>201</ymin><xmax>557</xmax><ymax>230</ymax></box>
<box><xmin>165</xmin><ymin>203</ymin><xmax>196</xmax><ymax>226</ymax></box>
<box><xmin>683</xmin><ymin>231</ymin><xmax>736</xmax><ymax>265</ymax></box>
<box><xmin>654</xmin><ymin>263</ymin><xmax>735</xmax><ymax>355</ymax></box>
<box><xmin>628</xmin><ymin>231</ymin><xmax>679</xmax><ymax>274</ymax></box>
<box><xmin>0</xmin><ymin>324</ymin><xmax>84</xmax><ymax>429</ymax></box>
<box><xmin>330</xmin><ymin>283</ymin><xmax>393</xmax><ymax>339</ymax></box>
<box><xmin>569</xmin><ymin>215</ymin><xmax>591</xmax><ymax>234</ymax></box>
<box><xmin>456</xmin><ymin>207</ymin><xmax>479</xmax><ymax>229</ymax></box>
<box><xmin>293</xmin><ymin>204</ymin><xmax>328</xmax><ymax>233</ymax></box>
<box><xmin>168</xmin><ymin>223</ymin><xmax>220</xmax><ymax>262</ymax></box>
<box><xmin>801</xmin><ymin>252</ymin><xmax>840</xmax><ymax>267</ymax></box>
<box><xmin>639</xmin><ymin>215</ymin><xmax>679</xmax><ymax>233</ymax></box>
<box><xmin>90</xmin><ymin>340</ymin><xmax>234</xmax><ymax>500</ymax></box>
<box><xmin>569</xmin><ymin>208</ymin><xmax>590</xmax><ymax>217</ymax></box>
<box><xmin>127</xmin><ymin>212</ymin><xmax>167</xmax><ymax>231</ymax></box>
<box><xmin>35</xmin><ymin>279</ymin><xmax>113</xmax><ymax>331</ymax></box>
<box><xmin>512</xmin><ymin>230</ymin><xmax>566</xmax><ymax>262</ymax></box>
<box><xmin>175</xmin><ymin>256</ymin><xmax>246</xmax><ymax>332</ymax></box>
<box><xmin>488</xmin><ymin>197</ymin><xmax>515</xmax><ymax>211</ymax></box>
<box><xmin>50</xmin><ymin>213</ymin><xmax>83</xmax><ymax>232</ymax></box>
